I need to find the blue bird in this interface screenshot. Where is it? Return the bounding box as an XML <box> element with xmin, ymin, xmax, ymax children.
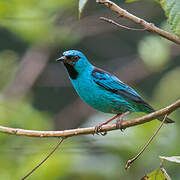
<box><xmin>56</xmin><ymin>50</ymin><xmax>174</xmax><ymax>134</ymax></box>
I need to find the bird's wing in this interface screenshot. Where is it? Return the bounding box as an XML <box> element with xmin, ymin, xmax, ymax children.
<box><xmin>92</xmin><ymin>68</ymin><xmax>175</xmax><ymax>123</ymax></box>
<box><xmin>92</xmin><ymin>67</ymin><xmax>144</xmax><ymax>103</ymax></box>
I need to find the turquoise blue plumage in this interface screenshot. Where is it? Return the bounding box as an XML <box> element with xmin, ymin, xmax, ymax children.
<box><xmin>56</xmin><ymin>50</ymin><xmax>174</xmax><ymax>133</ymax></box>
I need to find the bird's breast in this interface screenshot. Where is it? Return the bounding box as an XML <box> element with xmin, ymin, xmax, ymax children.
<box><xmin>70</xmin><ymin>73</ymin><xmax>128</xmax><ymax>114</ymax></box>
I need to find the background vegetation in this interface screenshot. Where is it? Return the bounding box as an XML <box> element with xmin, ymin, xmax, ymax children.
<box><xmin>0</xmin><ymin>0</ymin><xmax>179</xmax><ymax>179</ymax></box>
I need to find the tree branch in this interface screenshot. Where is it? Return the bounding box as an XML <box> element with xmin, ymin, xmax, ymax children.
<box><xmin>96</xmin><ymin>0</ymin><xmax>180</xmax><ymax>45</ymax></box>
<box><xmin>21</xmin><ymin>137</ymin><xmax>65</xmax><ymax>180</ymax></box>
<box><xmin>125</xmin><ymin>114</ymin><xmax>168</xmax><ymax>169</ymax></box>
<box><xmin>0</xmin><ymin>99</ymin><xmax>179</xmax><ymax>138</ymax></box>
<box><xmin>100</xmin><ymin>17</ymin><xmax>147</xmax><ymax>31</ymax></box>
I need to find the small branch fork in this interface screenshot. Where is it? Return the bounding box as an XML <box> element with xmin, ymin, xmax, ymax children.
<box><xmin>96</xmin><ymin>0</ymin><xmax>180</xmax><ymax>45</ymax></box>
<box><xmin>0</xmin><ymin>99</ymin><xmax>179</xmax><ymax>138</ymax></box>
<box><xmin>100</xmin><ymin>17</ymin><xmax>147</xmax><ymax>31</ymax></box>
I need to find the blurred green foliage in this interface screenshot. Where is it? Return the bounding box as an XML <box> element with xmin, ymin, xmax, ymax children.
<box><xmin>0</xmin><ymin>0</ymin><xmax>76</xmax><ymax>43</ymax></box>
<box><xmin>0</xmin><ymin>0</ymin><xmax>179</xmax><ymax>180</ymax></box>
<box><xmin>138</xmin><ymin>35</ymin><xmax>170</xmax><ymax>71</ymax></box>
<box><xmin>0</xmin><ymin>50</ymin><xmax>18</xmax><ymax>89</ymax></box>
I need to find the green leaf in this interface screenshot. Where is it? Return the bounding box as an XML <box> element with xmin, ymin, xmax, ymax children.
<box><xmin>160</xmin><ymin>156</ymin><xmax>180</xmax><ymax>163</ymax></box>
<box><xmin>141</xmin><ymin>168</ymin><xmax>172</xmax><ymax>180</ymax></box>
<box><xmin>157</xmin><ymin>0</ymin><xmax>180</xmax><ymax>37</ymax></box>
<box><xmin>78</xmin><ymin>0</ymin><xmax>88</xmax><ymax>19</ymax></box>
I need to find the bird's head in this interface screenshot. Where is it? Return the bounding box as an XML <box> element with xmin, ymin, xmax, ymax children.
<box><xmin>56</xmin><ymin>50</ymin><xmax>91</xmax><ymax>73</ymax></box>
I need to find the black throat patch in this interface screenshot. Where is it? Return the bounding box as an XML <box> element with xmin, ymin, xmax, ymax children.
<box><xmin>63</xmin><ymin>63</ymin><xmax>78</xmax><ymax>79</ymax></box>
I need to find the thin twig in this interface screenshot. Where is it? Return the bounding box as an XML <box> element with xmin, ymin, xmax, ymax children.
<box><xmin>21</xmin><ymin>137</ymin><xmax>65</xmax><ymax>180</ymax></box>
<box><xmin>100</xmin><ymin>17</ymin><xmax>147</xmax><ymax>31</ymax></box>
<box><xmin>0</xmin><ymin>99</ymin><xmax>179</xmax><ymax>138</ymax></box>
<box><xmin>96</xmin><ymin>0</ymin><xmax>180</xmax><ymax>45</ymax></box>
<box><xmin>125</xmin><ymin>114</ymin><xmax>168</xmax><ymax>169</ymax></box>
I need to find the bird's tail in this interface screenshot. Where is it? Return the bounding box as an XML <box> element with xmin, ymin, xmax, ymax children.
<box><xmin>138</xmin><ymin>100</ymin><xmax>175</xmax><ymax>124</ymax></box>
<box><xmin>157</xmin><ymin>116</ymin><xmax>175</xmax><ymax>124</ymax></box>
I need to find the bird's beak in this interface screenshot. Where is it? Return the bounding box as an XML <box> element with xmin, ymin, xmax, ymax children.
<box><xmin>56</xmin><ymin>56</ymin><xmax>66</xmax><ymax>62</ymax></box>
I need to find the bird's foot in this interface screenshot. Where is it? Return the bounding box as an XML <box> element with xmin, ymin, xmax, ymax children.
<box><xmin>94</xmin><ymin>114</ymin><xmax>120</xmax><ymax>136</ymax></box>
<box><xmin>94</xmin><ymin>124</ymin><xmax>107</xmax><ymax>136</ymax></box>
<box><xmin>94</xmin><ymin>114</ymin><xmax>125</xmax><ymax>136</ymax></box>
<box><xmin>116</xmin><ymin>111</ymin><xmax>130</xmax><ymax>131</ymax></box>
<box><xmin>116</xmin><ymin>117</ymin><xmax>124</xmax><ymax>131</ymax></box>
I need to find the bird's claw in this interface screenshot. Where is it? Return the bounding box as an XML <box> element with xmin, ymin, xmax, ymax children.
<box><xmin>100</xmin><ymin>131</ymin><xmax>107</xmax><ymax>136</ymax></box>
<box><xmin>94</xmin><ymin>125</ymin><xmax>107</xmax><ymax>136</ymax></box>
<box><xmin>116</xmin><ymin>118</ymin><xmax>125</xmax><ymax>132</ymax></box>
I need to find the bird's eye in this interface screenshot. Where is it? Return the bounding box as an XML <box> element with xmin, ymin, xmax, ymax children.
<box><xmin>73</xmin><ymin>55</ymin><xmax>79</xmax><ymax>61</ymax></box>
<box><xmin>66</xmin><ymin>56</ymin><xmax>72</xmax><ymax>59</ymax></box>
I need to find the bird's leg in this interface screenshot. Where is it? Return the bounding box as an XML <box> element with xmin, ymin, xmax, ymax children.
<box><xmin>94</xmin><ymin>114</ymin><xmax>120</xmax><ymax>136</ymax></box>
<box><xmin>116</xmin><ymin>111</ymin><xmax>130</xmax><ymax>131</ymax></box>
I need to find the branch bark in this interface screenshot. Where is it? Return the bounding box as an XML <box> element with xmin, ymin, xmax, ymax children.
<box><xmin>0</xmin><ymin>99</ymin><xmax>179</xmax><ymax>138</ymax></box>
<box><xmin>96</xmin><ymin>0</ymin><xmax>180</xmax><ymax>45</ymax></box>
